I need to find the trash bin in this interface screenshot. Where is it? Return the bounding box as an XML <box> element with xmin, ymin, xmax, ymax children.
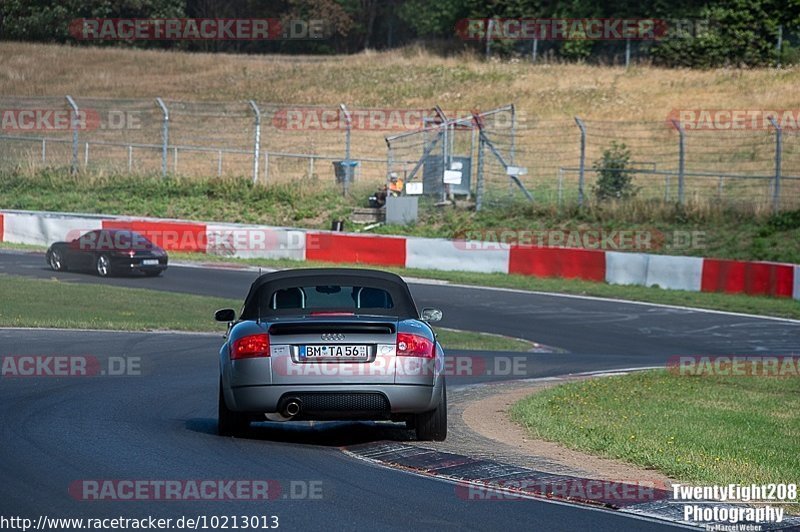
<box><xmin>333</xmin><ymin>160</ymin><xmax>359</xmax><ymax>184</ymax></box>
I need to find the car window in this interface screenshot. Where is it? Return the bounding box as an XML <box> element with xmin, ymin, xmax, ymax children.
<box><xmin>268</xmin><ymin>285</ymin><xmax>394</xmax><ymax>312</ymax></box>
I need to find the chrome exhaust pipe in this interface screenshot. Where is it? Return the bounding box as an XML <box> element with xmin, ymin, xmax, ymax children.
<box><xmin>283</xmin><ymin>399</ymin><xmax>301</xmax><ymax>417</ymax></box>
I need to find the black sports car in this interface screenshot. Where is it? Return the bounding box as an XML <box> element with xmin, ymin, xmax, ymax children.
<box><xmin>46</xmin><ymin>229</ymin><xmax>168</xmax><ymax>277</ymax></box>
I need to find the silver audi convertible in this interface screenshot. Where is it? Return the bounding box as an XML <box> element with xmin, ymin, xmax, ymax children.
<box><xmin>215</xmin><ymin>268</ymin><xmax>447</xmax><ymax>441</ymax></box>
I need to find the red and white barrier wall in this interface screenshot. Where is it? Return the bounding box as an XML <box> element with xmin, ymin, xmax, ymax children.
<box><xmin>1</xmin><ymin>209</ymin><xmax>798</xmax><ymax>301</ymax></box>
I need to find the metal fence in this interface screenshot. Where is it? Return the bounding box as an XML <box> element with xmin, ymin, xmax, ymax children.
<box><xmin>0</xmin><ymin>96</ymin><xmax>414</xmax><ymax>186</ymax></box>
<box><xmin>1</xmin><ymin>95</ymin><xmax>799</xmax><ymax>212</ymax></box>
<box><xmin>387</xmin><ymin>108</ymin><xmax>799</xmax><ymax>211</ymax></box>
<box><xmin>511</xmin><ymin>117</ymin><xmax>800</xmax><ymax>211</ymax></box>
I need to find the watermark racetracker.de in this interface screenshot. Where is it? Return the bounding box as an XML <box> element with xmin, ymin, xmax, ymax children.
<box><xmin>1</xmin><ymin>355</ymin><xmax>141</xmax><ymax>377</ymax></box>
<box><xmin>68</xmin><ymin>18</ymin><xmax>329</xmax><ymax>41</ymax></box>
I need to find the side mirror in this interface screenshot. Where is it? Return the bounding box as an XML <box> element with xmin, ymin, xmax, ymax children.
<box><xmin>421</xmin><ymin>308</ymin><xmax>443</xmax><ymax>323</ymax></box>
<box><xmin>214</xmin><ymin>308</ymin><xmax>236</xmax><ymax>322</ymax></box>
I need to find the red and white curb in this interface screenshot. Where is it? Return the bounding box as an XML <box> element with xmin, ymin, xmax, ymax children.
<box><xmin>1</xmin><ymin>209</ymin><xmax>798</xmax><ymax>301</ymax></box>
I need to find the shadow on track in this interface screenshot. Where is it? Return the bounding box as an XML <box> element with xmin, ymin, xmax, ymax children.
<box><xmin>186</xmin><ymin>417</ymin><xmax>415</xmax><ymax>446</ymax></box>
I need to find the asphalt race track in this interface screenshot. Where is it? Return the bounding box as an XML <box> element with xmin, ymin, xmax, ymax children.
<box><xmin>1</xmin><ymin>251</ymin><xmax>798</xmax><ymax>531</ymax></box>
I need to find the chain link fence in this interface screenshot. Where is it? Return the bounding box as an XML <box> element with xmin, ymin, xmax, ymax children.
<box><xmin>0</xmin><ymin>96</ymin><xmax>409</xmax><ymax>186</ymax></box>
<box><xmin>1</xmin><ymin>96</ymin><xmax>799</xmax><ymax>212</ymax></box>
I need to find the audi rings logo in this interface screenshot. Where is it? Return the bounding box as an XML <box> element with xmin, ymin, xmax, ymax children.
<box><xmin>321</xmin><ymin>333</ymin><xmax>345</xmax><ymax>341</ymax></box>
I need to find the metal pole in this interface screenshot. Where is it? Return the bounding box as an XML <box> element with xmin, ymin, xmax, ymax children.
<box><xmin>671</xmin><ymin>119</ymin><xmax>686</xmax><ymax>205</ymax></box>
<box><xmin>155</xmin><ymin>98</ymin><xmax>169</xmax><ymax>178</ymax></box>
<box><xmin>385</xmin><ymin>137</ymin><xmax>393</xmax><ymax>182</ymax></box>
<box><xmin>340</xmin><ymin>104</ymin><xmax>352</xmax><ymax>195</ymax></box>
<box><xmin>173</xmin><ymin>146</ymin><xmax>178</xmax><ymax>174</ymax></box>
<box><xmin>469</xmin><ymin>125</ymin><xmax>477</xmax><ymax>199</ymax></box>
<box><xmin>769</xmin><ymin>116</ymin><xmax>782</xmax><ymax>211</ymax></box>
<box><xmin>532</xmin><ymin>35</ymin><xmax>538</xmax><ymax>63</ymax></box>
<box><xmin>574</xmin><ymin>117</ymin><xmax>586</xmax><ymax>207</ymax></box>
<box><xmin>41</xmin><ymin>138</ymin><xmax>46</xmax><ymax>163</ymax></box>
<box><xmin>509</xmin><ymin>104</ymin><xmax>517</xmax><ymax>196</ymax></box>
<box><xmin>557</xmin><ymin>168</ymin><xmax>563</xmax><ymax>205</ymax></box>
<box><xmin>249</xmin><ymin>100</ymin><xmax>261</xmax><ymax>184</ymax></box>
<box><xmin>485</xmin><ymin>19</ymin><xmax>493</xmax><ymax>60</ymax></box>
<box><xmin>434</xmin><ymin>106</ymin><xmax>449</xmax><ymax>202</ymax></box>
<box><xmin>308</xmin><ymin>156</ymin><xmax>315</xmax><ymax>179</ymax></box>
<box><xmin>776</xmin><ymin>24</ymin><xmax>783</xmax><ymax>68</ymax></box>
<box><xmin>625</xmin><ymin>38</ymin><xmax>631</xmax><ymax>68</ymax></box>
<box><xmin>65</xmin><ymin>95</ymin><xmax>79</xmax><ymax>174</ymax></box>
<box><xmin>510</xmin><ymin>104</ymin><xmax>516</xmax><ymax>166</ymax></box>
<box><xmin>218</xmin><ymin>150</ymin><xmax>223</xmax><ymax>177</ymax></box>
<box><xmin>128</xmin><ymin>146</ymin><xmax>133</xmax><ymax>172</ymax></box>
<box><xmin>84</xmin><ymin>142</ymin><xmax>89</xmax><ymax>167</ymax></box>
<box><xmin>476</xmin><ymin>136</ymin><xmax>485</xmax><ymax>211</ymax></box>
<box><xmin>264</xmin><ymin>152</ymin><xmax>269</xmax><ymax>182</ymax></box>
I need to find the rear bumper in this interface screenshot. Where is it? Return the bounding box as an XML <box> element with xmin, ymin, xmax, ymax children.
<box><xmin>111</xmin><ymin>259</ymin><xmax>168</xmax><ymax>273</ymax></box>
<box><xmin>226</xmin><ymin>381</ymin><xmax>442</xmax><ymax>417</ymax></box>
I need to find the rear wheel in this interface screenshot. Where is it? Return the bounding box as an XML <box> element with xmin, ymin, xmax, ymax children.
<box><xmin>218</xmin><ymin>380</ymin><xmax>249</xmax><ymax>436</ymax></box>
<box><xmin>95</xmin><ymin>254</ymin><xmax>111</xmax><ymax>277</ymax></box>
<box><xmin>415</xmin><ymin>380</ymin><xmax>447</xmax><ymax>441</ymax></box>
<box><xmin>48</xmin><ymin>250</ymin><xmax>65</xmax><ymax>271</ymax></box>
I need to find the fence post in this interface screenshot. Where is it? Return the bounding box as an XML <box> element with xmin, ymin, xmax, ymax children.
<box><xmin>339</xmin><ymin>103</ymin><xmax>352</xmax><ymax>196</ymax></box>
<box><xmin>41</xmin><ymin>138</ymin><xmax>46</xmax><ymax>163</ymax></box>
<box><xmin>625</xmin><ymin>38</ymin><xmax>631</xmax><ymax>68</ymax></box>
<box><xmin>485</xmin><ymin>19</ymin><xmax>494</xmax><ymax>59</ymax></box>
<box><xmin>671</xmin><ymin>119</ymin><xmax>686</xmax><ymax>205</ymax></box>
<box><xmin>155</xmin><ymin>98</ymin><xmax>169</xmax><ymax>178</ymax></box>
<box><xmin>249</xmin><ymin>100</ymin><xmax>261</xmax><ymax>184</ymax></box>
<box><xmin>469</xmin><ymin>126</ymin><xmax>477</xmax><ymax>199</ymax></box>
<box><xmin>476</xmin><ymin>135</ymin><xmax>485</xmax><ymax>211</ymax></box>
<box><xmin>776</xmin><ymin>24</ymin><xmax>783</xmax><ymax>68</ymax></box>
<box><xmin>768</xmin><ymin>116</ymin><xmax>782</xmax><ymax>211</ymax></box>
<box><xmin>509</xmin><ymin>104</ymin><xmax>516</xmax><ymax>166</ymax></box>
<box><xmin>65</xmin><ymin>95</ymin><xmax>79</xmax><ymax>174</ymax></box>
<box><xmin>385</xmin><ymin>137</ymin><xmax>393</xmax><ymax>182</ymax></box>
<box><xmin>574</xmin><ymin>116</ymin><xmax>586</xmax><ymax>207</ymax></box>
<box><xmin>434</xmin><ymin>106</ymin><xmax>449</xmax><ymax>202</ymax></box>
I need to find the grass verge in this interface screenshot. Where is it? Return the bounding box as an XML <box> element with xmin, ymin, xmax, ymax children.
<box><xmin>2</xmin><ymin>171</ymin><xmax>799</xmax><ymax>264</ymax></box>
<box><xmin>510</xmin><ymin>370</ymin><xmax>800</xmax><ymax>512</ymax></box>
<box><xmin>171</xmin><ymin>251</ymin><xmax>800</xmax><ymax>320</ymax></box>
<box><xmin>0</xmin><ymin>274</ymin><xmax>531</xmax><ymax>351</ymax></box>
<box><xmin>3</xmin><ymin>243</ymin><xmax>799</xmax><ymax>320</ymax></box>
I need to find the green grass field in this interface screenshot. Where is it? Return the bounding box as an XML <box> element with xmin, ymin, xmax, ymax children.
<box><xmin>0</xmin><ymin>274</ymin><xmax>532</xmax><ymax>352</ymax></box>
<box><xmin>510</xmin><ymin>370</ymin><xmax>800</xmax><ymax>512</ymax></box>
<box><xmin>2</xmin><ymin>242</ymin><xmax>798</xmax><ymax>319</ymax></box>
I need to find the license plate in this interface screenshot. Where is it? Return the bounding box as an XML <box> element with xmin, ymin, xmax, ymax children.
<box><xmin>300</xmin><ymin>345</ymin><xmax>369</xmax><ymax>359</ymax></box>
<box><xmin>142</xmin><ymin>259</ymin><xmax>159</xmax><ymax>266</ymax></box>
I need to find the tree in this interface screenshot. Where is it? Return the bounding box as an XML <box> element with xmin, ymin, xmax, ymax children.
<box><xmin>593</xmin><ymin>141</ymin><xmax>637</xmax><ymax>201</ymax></box>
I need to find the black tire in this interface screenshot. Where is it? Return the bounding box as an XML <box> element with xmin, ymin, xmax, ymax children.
<box><xmin>218</xmin><ymin>380</ymin><xmax>249</xmax><ymax>436</ymax></box>
<box><xmin>48</xmin><ymin>249</ymin><xmax>66</xmax><ymax>271</ymax></box>
<box><xmin>415</xmin><ymin>380</ymin><xmax>447</xmax><ymax>441</ymax></box>
<box><xmin>95</xmin><ymin>254</ymin><xmax>111</xmax><ymax>277</ymax></box>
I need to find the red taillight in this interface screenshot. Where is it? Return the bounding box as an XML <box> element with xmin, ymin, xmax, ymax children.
<box><xmin>396</xmin><ymin>332</ymin><xmax>435</xmax><ymax>358</ymax></box>
<box><xmin>231</xmin><ymin>334</ymin><xmax>270</xmax><ymax>360</ymax></box>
